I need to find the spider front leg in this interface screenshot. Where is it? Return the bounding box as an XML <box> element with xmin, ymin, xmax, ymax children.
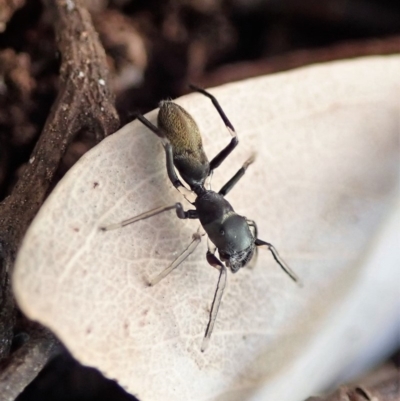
<box><xmin>201</xmin><ymin>240</ymin><xmax>227</xmax><ymax>352</ymax></box>
<box><xmin>255</xmin><ymin>238</ymin><xmax>301</xmax><ymax>285</ymax></box>
<box><xmin>149</xmin><ymin>225</ymin><xmax>205</xmax><ymax>286</ymax></box>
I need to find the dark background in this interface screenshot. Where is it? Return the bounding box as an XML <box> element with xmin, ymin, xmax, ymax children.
<box><xmin>0</xmin><ymin>0</ymin><xmax>399</xmax><ymax>399</ymax></box>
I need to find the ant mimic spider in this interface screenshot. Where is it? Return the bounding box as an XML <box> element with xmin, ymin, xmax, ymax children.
<box><xmin>101</xmin><ymin>85</ymin><xmax>300</xmax><ymax>351</ymax></box>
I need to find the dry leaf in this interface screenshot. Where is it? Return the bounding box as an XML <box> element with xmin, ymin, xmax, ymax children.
<box><xmin>13</xmin><ymin>56</ymin><xmax>400</xmax><ymax>401</ymax></box>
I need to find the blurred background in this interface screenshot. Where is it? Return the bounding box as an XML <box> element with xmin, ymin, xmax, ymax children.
<box><xmin>0</xmin><ymin>0</ymin><xmax>399</xmax><ymax>399</ymax></box>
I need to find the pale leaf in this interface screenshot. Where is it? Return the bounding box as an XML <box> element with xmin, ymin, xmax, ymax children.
<box><xmin>13</xmin><ymin>56</ymin><xmax>400</xmax><ymax>401</ymax></box>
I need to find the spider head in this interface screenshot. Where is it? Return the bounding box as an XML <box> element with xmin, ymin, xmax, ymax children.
<box><xmin>216</xmin><ymin>214</ymin><xmax>256</xmax><ymax>273</ymax></box>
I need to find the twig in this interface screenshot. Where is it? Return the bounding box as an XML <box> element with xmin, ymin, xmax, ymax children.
<box><xmin>0</xmin><ymin>323</ymin><xmax>62</xmax><ymax>401</ymax></box>
<box><xmin>307</xmin><ymin>364</ymin><xmax>400</xmax><ymax>401</ymax></box>
<box><xmin>0</xmin><ymin>0</ymin><xmax>119</xmax><ymax>397</ymax></box>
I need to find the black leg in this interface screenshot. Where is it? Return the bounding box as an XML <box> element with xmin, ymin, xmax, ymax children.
<box><xmin>136</xmin><ymin>113</ymin><xmax>191</xmax><ymax>195</ymax></box>
<box><xmin>189</xmin><ymin>84</ymin><xmax>239</xmax><ymax>171</ymax></box>
<box><xmin>219</xmin><ymin>154</ymin><xmax>255</xmax><ymax>197</ymax></box>
<box><xmin>189</xmin><ymin>85</ymin><xmax>235</xmax><ymax>131</ymax></box>
<box><xmin>136</xmin><ymin>113</ymin><xmax>165</xmax><ymax>139</ymax></box>
<box><xmin>164</xmin><ymin>142</ymin><xmax>186</xmax><ymax>190</ymax></box>
<box><xmin>255</xmin><ymin>239</ymin><xmax>301</xmax><ymax>285</ymax></box>
<box><xmin>100</xmin><ymin>203</ymin><xmax>198</xmax><ymax>231</ymax></box>
<box><xmin>201</xmin><ymin>240</ymin><xmax>227</xmax><ymax>352</ymax></box>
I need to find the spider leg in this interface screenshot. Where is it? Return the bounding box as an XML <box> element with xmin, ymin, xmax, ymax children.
<box><xmin>148</xmin><ymin>226</ymin><xmax>205</xmax><ymax>286</ymax></box>
<box><xmin>100</xmin><ymin>203</ymin><xmax>198</xmax><ymax>231</ymax></box>
<box><xmin>189</xmin><ymin>84</ymin><xmax>238</xmax><ymax>172</ymax></box>
<box><xmin>135</xmin><ymin>113</ymin><xmax>194</xmax><ymax>201</ymax></box>
<box><xmin>201</xmin><ymin>240</ymin><xmax>227</xmax><ymax>352</ymax></box>
<box><xmin>219</xmin><ymin>154</ymin><xmax>255</xmax><ymax>197</ymax></box>
<box><xmin>255</xmin><ymin>238</ymin><xmax>301</xmax><ymax>285</ymax></box>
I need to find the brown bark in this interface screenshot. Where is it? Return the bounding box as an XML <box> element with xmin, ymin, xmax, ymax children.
<box><xmin>307</xmin><ymin>365</ymin><xmax>400</xmax><ymax>401</ymax></box>
<box><xmin>0</xmin><ymin>0</ymin><xmax>119</xmax><ymax>397</ymax></box>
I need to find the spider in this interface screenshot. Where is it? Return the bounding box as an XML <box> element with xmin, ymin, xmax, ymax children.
<box><xmin>101</xmin><ymin>85</ymin><xmax>300</xmax><ymax>351</ymax></box>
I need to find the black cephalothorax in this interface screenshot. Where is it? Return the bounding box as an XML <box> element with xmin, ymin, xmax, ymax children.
<box><xmin>101</xmin><ymin>85</ymin><xmax>299</xmax><ymax>351</ymax></box>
